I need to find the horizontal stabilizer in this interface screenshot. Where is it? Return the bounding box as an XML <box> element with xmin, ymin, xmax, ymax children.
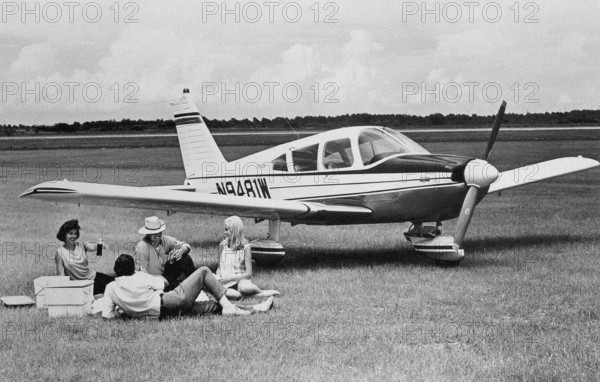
<box><xmin>20</xmin><ymin>180</ymin><xmax>371</xmax><ymax>223</ymax></box>
<box><xmin>488</xmin><ymin>156</ymin><xmax>599</xmax><ymax>193</ymax></box>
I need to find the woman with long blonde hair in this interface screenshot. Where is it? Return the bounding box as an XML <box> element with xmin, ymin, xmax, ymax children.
<box><xmin>216</xmin><ymin>216</ymin><xmax>280</xmax><ymax>299</ymax></box>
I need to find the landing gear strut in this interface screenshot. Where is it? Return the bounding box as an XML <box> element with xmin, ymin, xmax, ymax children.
<box><xmin>404</xmin><ymin>222</ymin><xmax>443</xmax><ymax>240</ymax></box>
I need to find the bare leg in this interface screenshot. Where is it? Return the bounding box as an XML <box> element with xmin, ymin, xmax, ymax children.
<box><xmin>225</xmin><ymin>288</ymin><xmax>243</xmax><ymax>300</ymax></box>
<box><xmin>238</xmin><ymin>279</ymin><xmax>262</xmax><ymax>296</ymax></box>
<box><xmin>255</xmin><ymin>290</ymin><xmax>281</xmax><ymax>297</ymax></box>
<box><xmin>238</xmin><ymin>280</ymin><xmax>280</xmax><ymax>297</ymax></box>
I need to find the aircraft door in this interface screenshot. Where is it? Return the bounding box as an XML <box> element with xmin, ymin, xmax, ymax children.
<box><xmin>321</xmin><ymin>138</ymin><xmax>354</xmax><ymax>170</ymax></box>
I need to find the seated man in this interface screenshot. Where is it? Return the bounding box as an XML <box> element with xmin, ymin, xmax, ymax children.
<box><xmin>134</xmin><ymin>216</ymin><xmax>196</xmax><ymax>291</ymax></box>
<box><xmin>102</xmin><ymin>254</ymin><xmax>273</xmax><ymax>319</ymax></box>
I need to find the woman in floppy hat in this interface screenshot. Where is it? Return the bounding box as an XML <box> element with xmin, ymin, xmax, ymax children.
<box><xmin>55</xmin><ymin>219</ymin><xmax>114</xmax><ymax>295</ymax></box>
<box><xmin>216</xmin><ymin>216</ymin><xmax>280</xmax><ymax>299</ymax></box>
<box><xmin>134</xmin><ymin>216</ymin><xmax>196</xmax><ymax>291</ymax></box>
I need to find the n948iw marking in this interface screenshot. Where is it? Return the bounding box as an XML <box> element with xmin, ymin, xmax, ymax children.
<box><xmin>216</xmin><ymin>178</ymin><xmax>271</xmax><ymax>199</ymax></box>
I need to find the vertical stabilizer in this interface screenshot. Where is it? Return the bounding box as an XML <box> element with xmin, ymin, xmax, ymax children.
<box><xmin>170</xmin><ymin>89</ymin><xmax>227</xmax><ymax>178</ymax></box>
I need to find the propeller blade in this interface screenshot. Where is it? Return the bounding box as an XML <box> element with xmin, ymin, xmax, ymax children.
<box><xmin>483</xmin><ymin>100</ymin><xmax>507</xmax><ymax>161</ymax></box>
<box><xmin>454</xmin><ymin>186</ymin><xmax>481</xmax><ymax>246</ymax></box>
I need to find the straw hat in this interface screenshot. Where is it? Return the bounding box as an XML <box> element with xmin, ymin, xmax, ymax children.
<box><xmin>138</xmin><ymin>216</ymin><xmax>166</xmax><ymax>234</ymax></box>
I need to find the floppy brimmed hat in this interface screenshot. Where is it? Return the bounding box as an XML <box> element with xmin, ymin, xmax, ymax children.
<box><xmin>138</xmin><ymin>216</ymin><xmax>166</xmax><ymax>234</ymax></box>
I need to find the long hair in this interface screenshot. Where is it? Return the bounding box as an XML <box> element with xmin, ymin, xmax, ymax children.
<box><xmin>224</xmin><ymin>216</ymin><xmax>248</xmax><ymax>250</ymax></box>
<box><xmin>56</xmin><ymin>219</ymin><xmax>80</xmax><ymax>242</ymax></box>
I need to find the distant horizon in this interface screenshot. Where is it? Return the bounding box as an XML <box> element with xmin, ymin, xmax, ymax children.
<box><xmin>3</xmin><ymin>107</ymin><xmax>600</xmax><ymax>129</ymax></box>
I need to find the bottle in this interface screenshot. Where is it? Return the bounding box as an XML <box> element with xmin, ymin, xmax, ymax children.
<box><xmin>97</xmin><ymin>235</ymin><xmax>103</xmax><ymax>256</ymax></box>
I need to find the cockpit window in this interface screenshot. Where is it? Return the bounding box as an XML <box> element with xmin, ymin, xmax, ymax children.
<box><xmin>358</xmin><ymin>128</ymin><xmax>429</xmax><ymax>165</ymax></box>
<box><xmin>291</xmin><ymin>144</ymin><xmax>318</xmax><ymax>172</ymax></box>
<box><xmin>383</xmin><ymin>127</ymin><xmax>430</xmax><ymax>154</ymax></box>
<box><xmin>271</xmin><ymin>154</ymin><xmax>288</xmax><ymax>172</ymax></box>
<box><xmin>322</xmin><ymin>138</ymin><xmax>354</xmax><ymax>169</ymax></box>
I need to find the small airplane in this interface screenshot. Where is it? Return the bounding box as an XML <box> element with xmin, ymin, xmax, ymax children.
<box><xmin>21</xmin><ymin>89</ymin><xmax>600</xmax><ymax>265</ymax></box>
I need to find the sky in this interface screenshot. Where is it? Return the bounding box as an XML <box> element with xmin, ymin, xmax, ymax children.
<box><xmin>1</xmin><ymin>0</ymin><xmax>599</xmax><ymax>125</ymax></box>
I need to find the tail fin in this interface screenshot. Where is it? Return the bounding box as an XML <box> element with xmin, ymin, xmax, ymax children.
<box><xmin>170</xmin><ymin>89</ymin><xmax>227</xmax><ymax>178</ymax></box>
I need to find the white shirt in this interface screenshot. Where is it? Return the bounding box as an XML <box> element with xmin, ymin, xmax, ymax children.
<box><xmin>103</xmin><ymin>272</ymin><xmax>164</xmax><ymax>319</ymax></box>
<box><xmin>56</xmin><ymin>242</ymin><xmax>96</xmax><ymax>281</ymax></box>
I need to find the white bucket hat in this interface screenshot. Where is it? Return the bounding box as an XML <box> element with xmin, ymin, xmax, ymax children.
<box><xmin>138</xmin><ymin>216</ymin><xmax>166</xmax><ymax>234</ymax></box>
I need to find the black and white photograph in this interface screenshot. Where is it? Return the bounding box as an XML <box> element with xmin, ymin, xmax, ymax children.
<box><xmin>1</xmin><ymin>1</ymin><xmax>599</xmax><ymax>380</ymax></box>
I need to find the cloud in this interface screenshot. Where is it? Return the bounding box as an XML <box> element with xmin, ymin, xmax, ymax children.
<box><xmin>9</xmin><ymin>43</ymin><xmax>58</xmax><ymax>78</ymax></box>
<box><xmin>322</xmin><ymin>30</ymin><xmax>384</xmax><ymax>109</ymax></box>
<box><xmin>96</xmin><ymin>25</ymin><xmax>219</xmax><ymax>101</ymax></box>
<box><xmin>2</xmin><ymin>1</ymin><xmax>600</xmax><ymax>123</ymax></box>
<box><xmin>251</xmin><ymin>44</ymin><xmax>321</xmax><ymax>84</ymax></box>
<box><xmin>342</xmin><ymin>30</ymin><xmax>384</xmax><ymax>60</ymax></box>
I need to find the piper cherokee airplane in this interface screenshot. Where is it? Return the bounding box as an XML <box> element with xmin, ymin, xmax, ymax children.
<box><xmin>20</xmin><ymin>89</ymin><xmax>599</xmax><ymax>266</ymax></box>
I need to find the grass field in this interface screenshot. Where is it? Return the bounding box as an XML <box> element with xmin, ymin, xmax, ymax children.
<box><xmin>0</xmin><ymin>136</ymin><xmax>599</xmax><ymax>381</ymax></box>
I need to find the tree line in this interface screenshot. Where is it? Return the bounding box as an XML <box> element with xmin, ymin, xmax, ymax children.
<box><xmin>1</xmin><ymin>109</ymin><xmax>599</xmax><ymax>136</ymax></box>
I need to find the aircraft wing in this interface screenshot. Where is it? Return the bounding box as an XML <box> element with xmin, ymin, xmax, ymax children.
<box><xmin>488</xmin><ymin>156</ymin><xmax>599</xmax><ymax>193</ymax></box>
<box><xmin>20</xmin><ymin>180</ymin><xmax>372</xmax><ymax>223</ymax></box>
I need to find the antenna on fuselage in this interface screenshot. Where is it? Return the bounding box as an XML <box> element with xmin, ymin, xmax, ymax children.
<box><xmin>284</xmin><ymin>118</ymin><xmax>300</xmax><ymax>140</ymax></box>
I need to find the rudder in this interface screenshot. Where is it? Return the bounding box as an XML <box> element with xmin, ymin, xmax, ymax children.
<box><xmin>170</xmin><ymin>89</ymin><xmax>227</xmax><ymax>178</ymax></box>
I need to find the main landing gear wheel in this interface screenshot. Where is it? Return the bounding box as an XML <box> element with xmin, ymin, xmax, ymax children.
<box><xmin>250</xmin><ymin>219</ymin><xmax>285</xmax><ymax>266</ymax></box>
<box><xmin>250</xmin><ymin>239</ymin><xmax>285</xmax><ymax>266</ymax></box>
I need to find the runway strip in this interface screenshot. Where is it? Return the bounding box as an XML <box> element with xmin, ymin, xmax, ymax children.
<box><xmin>1</xmin><ymin>126</ymin><xmax>599</xmax><ymax>140</ymax></box>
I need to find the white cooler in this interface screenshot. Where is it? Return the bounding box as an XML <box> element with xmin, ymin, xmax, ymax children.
<box><xmin>33</xmin><ymin>276</ymin><xmax>70</xmax><ymax>309</ymax></box>
<box><xmin>45</xmin><ymin>280</ymin><xmax>94</xmax><ymax>317</ymax></box>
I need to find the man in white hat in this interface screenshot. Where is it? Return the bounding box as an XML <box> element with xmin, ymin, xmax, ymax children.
<box><xmin>134</xmin><ymin>216</ymin><xmax>196</xmax><ymax>291</ymax></box>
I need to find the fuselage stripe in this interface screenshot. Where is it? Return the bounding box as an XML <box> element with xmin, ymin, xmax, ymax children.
<box><xmin>285</xmin><ymin>183</ymin><xmax>460</xmax><ymax>201</ymax></box>
<box><xmin>268</xmin><ymin>178</ymin><xmax>452</xmax><ymax>190</ymax></box>
<box><xmin>175</xmin><ymin>117</ymin><xmax>202</xmax><ymax>126</ymax></box>
<box><xmin>174</xmin><ymin>112</ymin><xmax>201</xmax><ymax>118</ymax></box>
<box><xmin>189</xmin><ymin>172</ymin><xmax>454</xmax><ymax>180</ymax></box>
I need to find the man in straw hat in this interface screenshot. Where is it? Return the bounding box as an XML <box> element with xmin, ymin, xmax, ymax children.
<box><xmin>134</xmin><ymin>216</ymin><xmax>196</xmax><ymax>292</ymax></box>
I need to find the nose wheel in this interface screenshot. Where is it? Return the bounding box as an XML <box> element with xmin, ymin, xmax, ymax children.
<box><xmin>404</xmin><ymin>222</ymin><xmax>464</xmax><ymax>265</ymax></box>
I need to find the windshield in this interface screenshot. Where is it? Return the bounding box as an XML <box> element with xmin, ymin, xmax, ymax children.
<box><xmin>358</xmin><ymin>128</ymin><xmax>429</xmax><ymax>165</ymax></box>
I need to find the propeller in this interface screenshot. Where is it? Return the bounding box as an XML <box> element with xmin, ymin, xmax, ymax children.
<box><xmin>483</xmin><ymin>100</ymin><xmax>507</xmax><ymax>161</ymax></box>
<box><xmin>454</xmin><ymin>101</ymin><xmax>506</xmax><ymax>246</ymax></box>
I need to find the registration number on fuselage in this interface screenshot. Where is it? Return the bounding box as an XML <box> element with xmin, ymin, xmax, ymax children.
<box><xmin>216</xmin><ymin>178</ymin><xmax>271</xmax><ymax>199</ymax></box>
